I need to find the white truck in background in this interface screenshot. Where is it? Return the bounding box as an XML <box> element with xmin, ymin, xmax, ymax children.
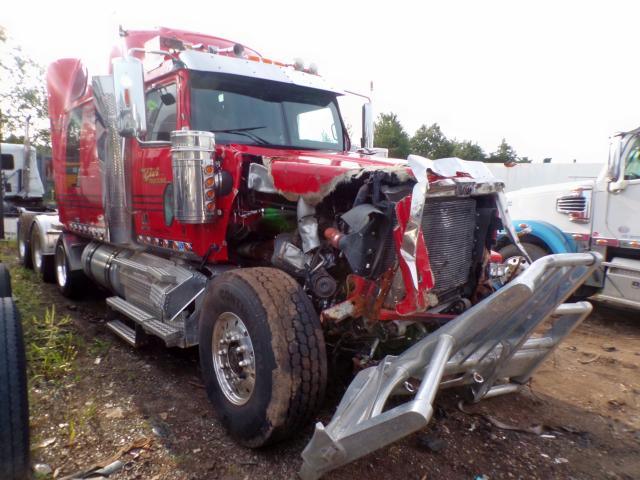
<box><xmin>499</xmin><ymin>127</ymin><xmax>640</xmax><ymax>311</ymax></box>
<box><xmin>0</xmin><ymin>143</ymin><xmax>46</xmax><ymax>211</ymax></box>
<box><xmin>0</xmin><ymin>142</ymin><xmax>60</xmax><ymax>279</ymax></box>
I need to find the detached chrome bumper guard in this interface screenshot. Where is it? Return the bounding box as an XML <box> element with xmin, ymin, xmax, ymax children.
<box><xmin>300</xmin><ymin>252</ymin><xmax>602</xmax><ymax>479</ymax></box>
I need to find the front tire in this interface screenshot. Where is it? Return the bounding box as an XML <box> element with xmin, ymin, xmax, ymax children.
<box><xmin>0</xmin><ymin>297</ymin><xmax>30</xmax><ymax>480</ymax></box>
<box><xmin>30</xmin><ymin>227</ymin><xmax>54</xmax><ymax>283</ymax></box>
<box><xmin>199</xmin><ymin>267</ymin><xmax>327</xmax><ymax>447</ymax></box>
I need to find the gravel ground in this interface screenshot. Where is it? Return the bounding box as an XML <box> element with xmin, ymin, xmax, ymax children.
<box><xmin>5</xmin><ymin>243</ymin><xmax>638</xmax><ymax>480</ymax></box>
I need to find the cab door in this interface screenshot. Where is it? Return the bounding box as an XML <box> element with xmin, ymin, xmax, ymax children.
<box><xmin>600</xmin><ymin>133</ymin><xmax>640</xmax><ymax>245</ymax></box>
<box><xmin>130</xmin><ymin>80</ymin><xmax>186</xmax><ymax>244</ymax></box>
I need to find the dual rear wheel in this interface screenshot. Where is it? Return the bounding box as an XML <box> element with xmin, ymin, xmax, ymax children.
<box><xmin>53</xmin><ymin>239</ymin><xmax>85</xmax><ymax>298</ymax></box>
<box><xmin>17</xmin><ymin>224</ymin><xmax>55</xmax><ymax>283</ymax></box>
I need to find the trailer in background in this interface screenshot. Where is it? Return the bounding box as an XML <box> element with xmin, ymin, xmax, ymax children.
<box><xmin>0</xmin><ymin>143</ymin><xmax>46</xmax><ymax>214</ymax></box>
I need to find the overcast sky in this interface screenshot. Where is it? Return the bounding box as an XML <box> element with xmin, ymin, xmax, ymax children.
<box><xmin>3</xmin><ymin>0</ymin><xmax>639</xmax><ymax>163</ymax></box>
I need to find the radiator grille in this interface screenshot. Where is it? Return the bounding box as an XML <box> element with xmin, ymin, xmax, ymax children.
<box><xmin>422</xmin><ymin>198</ymin><xmax>477</xmax><ymax>294</ymax></box>
<box><xmin>379</xmin><ymin>197</ymin><xmax>477</xmax><ymax>296</ymax></box>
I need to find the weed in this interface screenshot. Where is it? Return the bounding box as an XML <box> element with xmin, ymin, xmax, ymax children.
<box><xmin>24</xmin><ymin>305</ymin><xmax>78</xmax><ymax>382</ymax></box>
<box><xmin>89</xmin><ymin>337</ymin><xmax>112</xmax><ymax>357</ymax></box>
<box><xmin>68</xmin><ymin>418</ymin><xmax>77</xmax><ymax>445</ymax></box>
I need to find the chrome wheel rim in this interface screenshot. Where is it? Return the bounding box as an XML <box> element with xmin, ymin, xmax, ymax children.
<box><xmin>18</xmin><ymin>237</ymin><xmax>26</xmax><ymax>259</ymax></box>
<box><xmin>212</xmin><ymin>312</ymin><xmax>256</xmax><ymax>406</ymax></box>
<box><xmin>55</xmin><ymin>245</ymin><xmax>67</xmax><ymax>287</ymax></box>
<box><xmin>33</xmin><ymin>238</ymin><xmax>42</xmax><ymax>270</ymax></box>
<box><xmin>506</xmin><ymin>255</ymin><xmax>529</xmax><ymax>268</ymax></box>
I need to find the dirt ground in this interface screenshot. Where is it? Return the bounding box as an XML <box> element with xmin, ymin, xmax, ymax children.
<box><xmin>6</xmin><ymin>244</ymin><xmax>639</xmax><ymax>480</ymax></box>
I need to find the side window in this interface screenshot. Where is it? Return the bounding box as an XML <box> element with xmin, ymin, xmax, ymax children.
<box><xmin>623</xmin><ymin>136</ymin><xmax>640</xmax><ymax>180</ymax></box>
<box><xmin>65</xmin><ymin>107</ymin><xmax>83</xmax><ymax>187</ymax></box>
<box><xmin>145</xmin><ymin>84</ymin><xmax>177</xmax><ymax>142</ymax></box>
<box><xmin>0</xmin><ymin>154</ymin><xmax>14</xmax><ymax>170</ymax></box>
<box><xmin>296</xmin><ymin>107</ymin><xmax>338</xmax><ymax>144</ymax></box>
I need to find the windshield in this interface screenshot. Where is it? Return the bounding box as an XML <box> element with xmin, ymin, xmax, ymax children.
<box><xmin>190</xmin><ymin>71</ymin><xmax>345</xmax><ymax>151</ymax></box>
<box><xmin>623</xmin><ymin>135</ymin><xmax>640</xmax><ymax>180</ymax></box>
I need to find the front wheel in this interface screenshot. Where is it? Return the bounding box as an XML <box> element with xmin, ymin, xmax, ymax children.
<box><xmin>199</xmin><ymin>267</ymin><xmax>327</xmax><ymax>447</ymax></box>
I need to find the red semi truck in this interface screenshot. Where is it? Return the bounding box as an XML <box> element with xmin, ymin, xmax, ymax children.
<box><xmin>18</xmin><ymin>27</ymin><xmax>601</xmax><ymax>478</ymax></box>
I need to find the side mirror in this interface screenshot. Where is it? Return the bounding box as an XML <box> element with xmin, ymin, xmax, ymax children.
<box><xmin>361</xmin><ymin>102</ymin><xmax>374</xmax><ymax>149</ymax></box>
<box><xmin>112</xmin><ymin>56</ymin><xmax>147</xmax><ymax>138</ymax></box>
<box><xmin>607</xmin><ymin>135</ymin><xmax>622</xmax><ymax>182</ymax></box>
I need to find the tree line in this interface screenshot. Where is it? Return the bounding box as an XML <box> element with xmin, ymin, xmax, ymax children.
<box><xmin>374</xmin><ymin>112</ymin><xmax>542</xmax><ymax>163</ymax></box>
<box><xmin>0</xmin><ymin>26</ymin><xmax>49</xmax><ymax>150</ymax></box>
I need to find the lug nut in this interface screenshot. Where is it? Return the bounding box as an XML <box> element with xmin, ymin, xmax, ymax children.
<box><xmin>239</xmin><ymin>359</ymin><xmax>251</xmax><ymax>367</ymax></box>
<box><xmin>235</xmin><ymin>346</ymin><xmax>247</xmax><ymax>353</ymax></box>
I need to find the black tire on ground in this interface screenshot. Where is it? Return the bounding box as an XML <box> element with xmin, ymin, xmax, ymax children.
<box><xmin>54</xmin><ymin>239</ymin><xmax>86</xmax><ymax>299</ymax></box>
<box><xmin>199</xmin><ymin>267</ymin><xmax>327</xmax><ymax>448</ymax></box>
<box><xmin>498</xmin><ymin>242</ymin><xmax>548</xmax><ymax>265</ymax></box>
<box><xmin>30</xmin><ymin>227</ymin><xmax>55</xmax><ymax>283</ymax></box>
<box><xmin>0</xmin><ymin>297</ymin><xmax>30</xmax><ymax>480</ymax></box>
<box><xmin>16</xmin><ymin>224</ymin><xmax>32</xmax><ymax>270</ymax></box>
<box><xmin>0</xmin><ymin>265</ymin><xmax>12</xmax><ymax>298</ymax></box>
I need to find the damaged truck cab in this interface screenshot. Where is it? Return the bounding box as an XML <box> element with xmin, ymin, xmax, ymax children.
<box><xmin>37</xmin><ymin>27</ymin><xmax>601</xmax><ymax>479</ymax></box>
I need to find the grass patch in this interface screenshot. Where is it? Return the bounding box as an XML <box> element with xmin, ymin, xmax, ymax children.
<box><xmin>25</xmin><ymin>306</ymin><xmax>78</xmax><ymax>382</ymax></box>
<box><xmin>0</xmin><ymin>242</ymin><xmax>81</xmax><ymax>383</ymax></box>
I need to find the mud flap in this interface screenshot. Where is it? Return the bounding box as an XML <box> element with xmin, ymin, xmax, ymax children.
<box><xmin>299</xmin><ymin>252</ymin><xmax>601</xmax><ymax>479</ymax></box>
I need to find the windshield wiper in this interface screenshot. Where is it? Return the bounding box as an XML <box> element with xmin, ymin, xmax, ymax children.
<box><xmin>209</xmin><ymin>126</ymin><xmax>270</xmax><ymax>146</ymax></box>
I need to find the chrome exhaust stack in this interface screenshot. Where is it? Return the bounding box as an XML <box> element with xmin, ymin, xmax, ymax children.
<box><xmin>92</xmin><ymin>75</ymin><xmax>133</xmax><ymax>245</ymax></box>
<box><xmin>299</xmin><ymin>252</ymin><xmax>601</xmax><ymax>479</ymax></box>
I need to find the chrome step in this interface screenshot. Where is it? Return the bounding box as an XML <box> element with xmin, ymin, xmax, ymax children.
<box><xmin>107</xmin><ymin>296</ymin><xmax>155</xmax><ymax>322</ymax></box>
<box><xmin>105</xmin><ymin>319</ymin><xmax>137</xmax><ymax>347</ymax></box>
<box><xmin>106</xmin><ymin>296</ymin><xmax>183</xmax><ymax>347</ymax></box>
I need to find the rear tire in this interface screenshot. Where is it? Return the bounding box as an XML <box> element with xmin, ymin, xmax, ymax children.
<box><xmin>199</xmin><ymin>267</ymin><xmax>327</xmax><ymax>447</ymax></box>
<box><xmin>17</xmin><ymin>225</ymin><xmax>32</xmax><ymax>270</ymax></box>
<box><xmin>0</xmin><ymin>265</ymin><xmax>12</xmax><ymax>298</ymax></box>
<box><xmin>54</xmin><ymin>239</ymin><xmax>86</xmax><ymax>298</ymax></box>
<box><xmin>30</xmin><ymin>227</ymin><xmax>54</xmax><ymax>283</ymax></box>
<box><xmin>0</xmin><ymin>297</ymin><xmax>30</xmax><ymax>480</ymax></box>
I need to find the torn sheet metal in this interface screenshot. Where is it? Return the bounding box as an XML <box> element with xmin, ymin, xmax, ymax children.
<box><xmin>400</xmin><ymin>155</ymin><xmax>431</xmax><ymax>289</ymax></box>
<box><xmin>424</xmin><ymin>156</ymin><xmax>498</xmax><ymax>183</ymax></box>
<box><xmin>265</xmin><ymin>153</ymin><xmax>411</xmax><ymax>204</ymax></box>
<box><xmin>247</xmin><ymin>163</ymin><xmax>277</xmax><ymax>194</ymax></box>
<box><xmin>496</xmin><ymin>191</ymin><xmax>532</xmax><ymax>262</ymax></box>
<box><xmin>297</xmin><ymin>197</ymin><xmax>321</xmax><ymax>253</ymax></box>
<box><xmin>271</xmin><ymin>233</ymin><xmax>312</xmax><ymax>274</ymax></box>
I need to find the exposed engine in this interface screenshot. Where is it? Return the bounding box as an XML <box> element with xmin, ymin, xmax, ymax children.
<box><xmin>231</xmin><ymin>157</ymin><xmax>504</xmax><ymax>366</ymax></box>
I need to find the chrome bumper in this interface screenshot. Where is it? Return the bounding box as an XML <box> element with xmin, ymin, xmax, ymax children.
<box><xmin>300</xmin><ymin>252</ymin><xmax>601</xmax><ymax>479</ymax></box>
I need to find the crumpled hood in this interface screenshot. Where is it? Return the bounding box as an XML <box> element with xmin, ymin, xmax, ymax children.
<box><xmin>231</xmin><ymin>144</ymin><xmax>411</xmax><ymax>203</ymax></box>
<box><xmin>231</xmin><ymin>145</ymin><xmax>503</xmax><ymax>204</ymax></box>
